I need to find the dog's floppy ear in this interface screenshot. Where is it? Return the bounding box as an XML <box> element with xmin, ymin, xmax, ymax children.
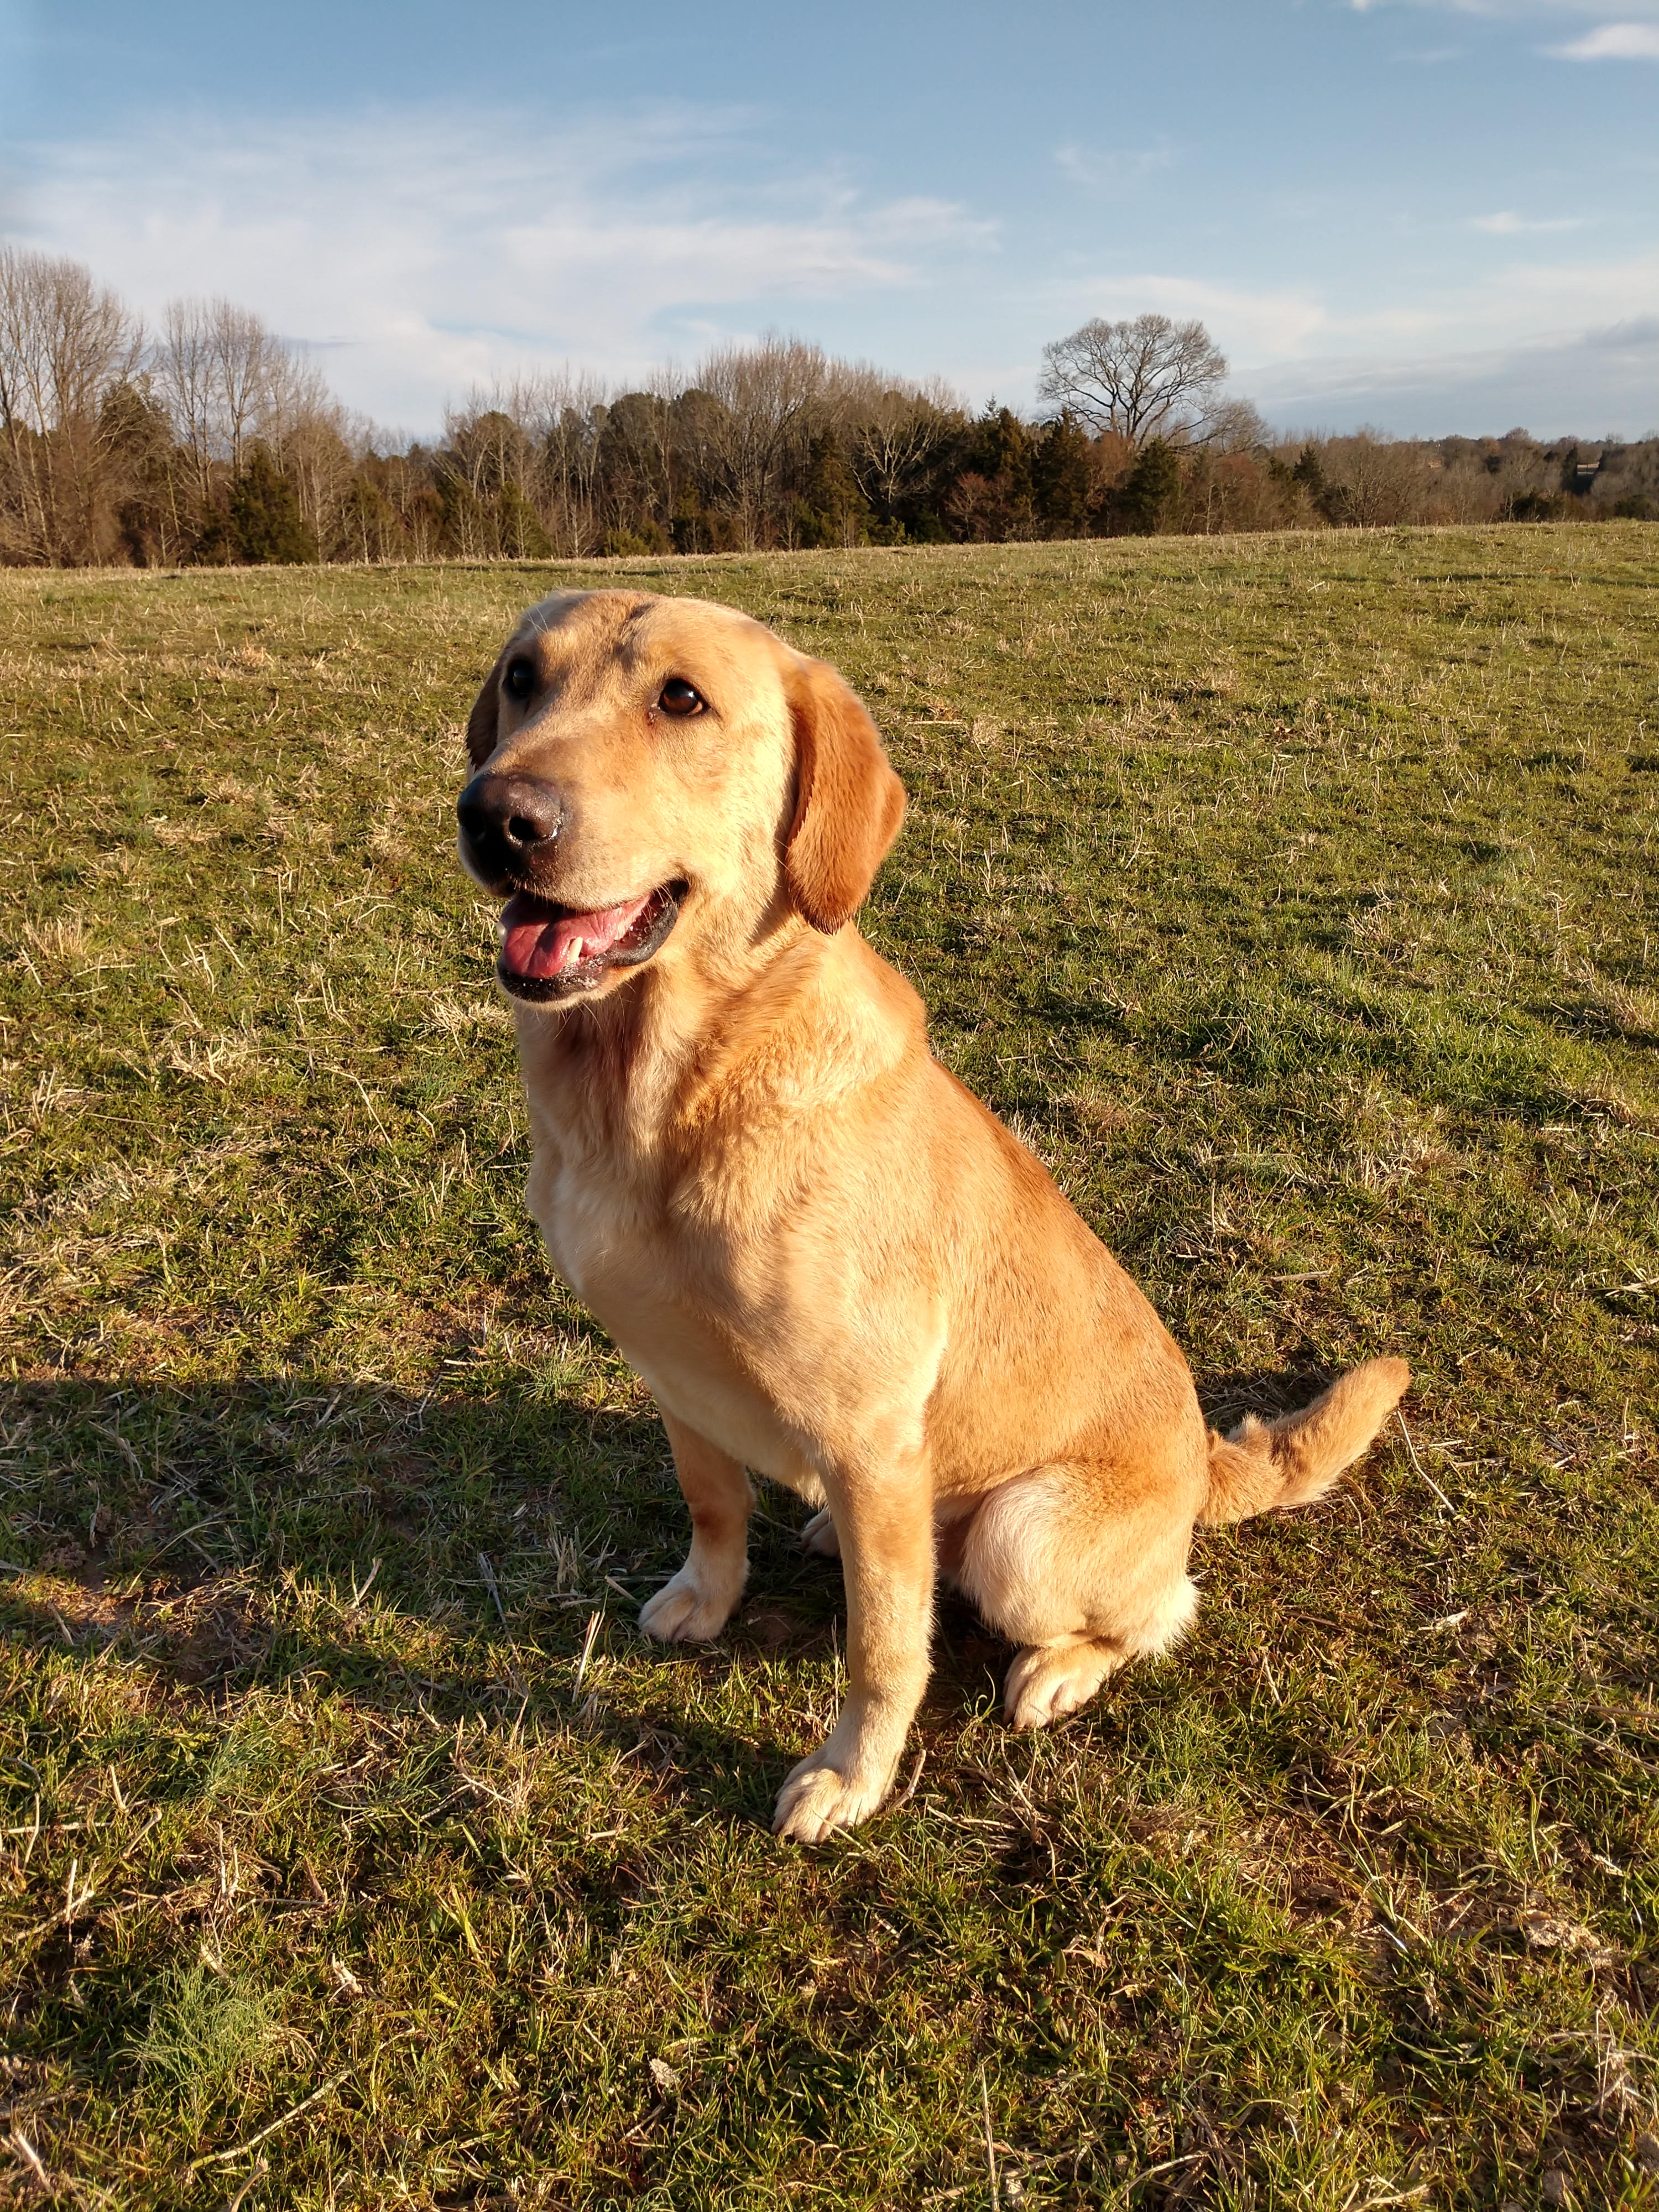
<box><xmin>465</xmin><ymin>649</ymin><xmax>507</xmax><ymax>770</ymax></box>
<box><xmin>785</xmin><ymin>657</ymin><xmax>906</xmax><ymax>933</ymax></box>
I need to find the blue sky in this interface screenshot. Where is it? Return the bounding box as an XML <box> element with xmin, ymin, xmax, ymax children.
<box><xmin>2</xmin><ymin>0</ymin><xmax>1656</xmax><ymax>437</ymax></box>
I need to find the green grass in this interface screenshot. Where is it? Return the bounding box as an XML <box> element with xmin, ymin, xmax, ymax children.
<box><xmin>1</xmin><ymin>528</ymin><xmax>1656</xmax><ymax>2210</ymax></box>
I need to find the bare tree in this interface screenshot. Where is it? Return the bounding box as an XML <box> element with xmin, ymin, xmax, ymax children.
<box><xmin>154</xmin><ymin>296</ymin><xmax>290</xmax><ymax>500</ymax></box>
<box><xmin>486</xmin><ymin>369</ymin><xmax>607</xmax><ymax>555</ymax></box>
<box><xmin>849</xmin><ymin>384</ymin><xmax>957</xmax><ymax>519</ymax></box>
<box><xmin>695</xmin><ymin>336</ymin><xmax>832</xmax><ymax>547</ymax></box>
<box><xmin>258</xmin><ymin>348</ymin><xmax>337</xmax><ymax>458</ymax></box>
<box><xmin>1038</xmin><ymin>313</ymin><xmax>1229</xmax><ymax>446</ymax></box>
<box><xmin>1309</xmin><ymin>431</ymin><xmax>1437</xmax><ymax>529</ymax></box>
<box><xmin>149</xmin><ymin>295</ymin><xmax>367</xmax><ymax>554</ymax></box>
<box><xmin>270</xmin><ymin>411</ymin><xmax>355</xmax><ymax>554</ymax></box>
<box><xmin>246</xmin><ymin>349</ymin><xmax>358</xmax><ymax>551</ymax></box>
<box><xmin>207</xmin><ymin>300</ymin><xmax>274</xmax><ymax>476</ymax></box>
<box><xmin>1206</xmin><ymin>396</ymin><xmax>1270</xmax><ymax>452</ymax></box>
<box><xmin>153</xmin><ymin>300</ymin><xmax>214</xmax><ymax>503</ymax></box>
<box><xmin>0</xmin><ymin>246</ymin><xmax>142</xmax><ymax>562</ymax></box>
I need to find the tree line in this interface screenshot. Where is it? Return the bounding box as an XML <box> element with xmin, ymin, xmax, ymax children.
<box><xmin>2</xmin><ymin>243</ymin><xmax>1654</xmax><ymax>568</ymax></box>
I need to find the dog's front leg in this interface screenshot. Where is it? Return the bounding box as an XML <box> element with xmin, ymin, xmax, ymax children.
<box><xmin>773</xmin><ymin>1457</ymin><xmax>933</xmax><ymax>1843</ymax></box>
<box><xmin>639</xmin><ymin>1410</ymin><xmax>753</xmax><ymax>1644</ymax></box>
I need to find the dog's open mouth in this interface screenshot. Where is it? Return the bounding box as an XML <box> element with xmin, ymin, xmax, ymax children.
<box><xmin>496</xmin><ymin>881</ymin><xmax>684</xmax><ymax>1000</ymax></box>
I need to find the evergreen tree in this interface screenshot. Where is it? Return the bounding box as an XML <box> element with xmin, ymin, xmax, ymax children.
<box><xmin>228</xmin><ymin>446</ymin><xmax>317</xmax><ymax>564</ymax></box>
<box><xmin>496</xmin><ymin>482</ymin><xmax>552</xmax><ymax>559</ymax></box>
<box><xmin>1291</xmin><ymin>445</ymin><xmax>1326</xmax><ymax>495</ymax></box>
<box><xmin>795</xmin><ymin>435</ymin><xmax>870</xmax><ymax>547</ymax></box>
<box><xmin>1118</xmin><ymin>438</ymin><xmax>1182</xmax><ymax>534</ymax></box>
<box><xmin>98</xmin><ymin>382</ymin><xmax>187</xmax><ymax>566</ymax></box>
<box><xmin>966</xmin><ymin>407</ymin><xmax>1034</xmax><ymax>499</ymax></box>
<box><xmin>1031</xmin><ymin>414</ymin><xmax>1095</xmax><ymax>537</ymax></box>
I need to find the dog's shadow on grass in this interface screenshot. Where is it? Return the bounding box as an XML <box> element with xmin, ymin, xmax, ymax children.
<box><xmin>0</xmin><ymin>1374</ymin><xmax>909</xmax><ymax>1823</ymax></box>
<box><xmin>0</xmin><ymin>1377</ymin><xmax>752</xmax><ymax>1692</ymax></box>
<box><xmin>1</xmin><ymin>1358</ymin><xmax>1352</xmax><ymax>1822</ymax></box>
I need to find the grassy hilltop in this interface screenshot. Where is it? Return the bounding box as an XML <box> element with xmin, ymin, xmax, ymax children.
<box><xmin>2</xmin><ymin>528</ymin><xmax>1657</xmax><ymax>2209</ymax></box>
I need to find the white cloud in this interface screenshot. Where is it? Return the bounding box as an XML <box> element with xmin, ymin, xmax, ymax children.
<box><xmin>1053</xmin><ymin>142</ymin><xmax>1177</xmax><ymax>191</ymax></box>
<box><xmin>11</xmin><ymin>103</ymin><xmax>998</xmax><ymax>430</ymax></box>
<box><xmin>1490</xmin><ymin>244</ymin><xmax>1659</xmax><ymax>330</ymax></box>
<box><xmin>1032</xmin><ymin>245</ymin><xmax>1656</xmax><ymax>380</ymax></box>
<box><xmin>1246</xmin><ymin>314</ymin><xmax>1659</xmax><ymax>436</ymax></box>
<box><xmin>1040</xmin><ymin>243</ymin><xmax>1659</xmax><ymax>379</ymax></box>
<box><xmin>1469</xmin><ymin>210</ymin><xmax>1584</xmax><ymax>231</ymax></box>
<box><xmin>1042</xmin><ymin>274</ymin><xmax>1328</xmax><ymax>363</ymax></box>
<box><xmin>1053</xmin><ymin>234</ymin><xmax>1659</xmax><ymax>436</ymax></box>
<box><xmin>1547</xmin><ymin>20</ymin><xmax>1659</xmax><ymax>54</ymax></box>
<box><xmin>1225</xmin><ymin>241</ymin><xmax>1659</xmax><ymax>367</ymax></box>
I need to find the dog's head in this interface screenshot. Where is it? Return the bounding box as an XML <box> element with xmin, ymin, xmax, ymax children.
<box><xmin>457</xmin><ymin>590</ymin><xmax>905</xmax><ymax>1005</ymax></box>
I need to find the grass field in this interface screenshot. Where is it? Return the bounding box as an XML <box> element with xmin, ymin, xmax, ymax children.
<box><xmin>2</xmin><ymin>526</ymin><xmax>1657</xmax><ymax>2210</ymax></box>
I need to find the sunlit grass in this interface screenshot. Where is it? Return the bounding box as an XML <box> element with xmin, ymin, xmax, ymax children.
<box><xmin>2</xmin><ymin>528</ymin><xmax>1656</xmax><ymax>2208</ymax></box>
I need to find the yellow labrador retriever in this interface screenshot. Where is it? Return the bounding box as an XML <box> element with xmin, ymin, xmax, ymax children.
<box><xmin>457</xmin><ymin>589</ymin><xmax>1408</xmax><ymax>1842</ymax></box>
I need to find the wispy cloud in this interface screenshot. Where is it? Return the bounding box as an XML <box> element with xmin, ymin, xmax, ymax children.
<box><xmin>1053</xmin><ymin>142</ymin><xmax>1177</xmax><ymax>192</ymax></box>
<box><xmin>1547</xmin><ymin>21</ymin><xmax>1659</xmax><ymax>55</ymax></box>
<box><xmin>12</xmin><ymin>102</ymin><xmax>998</xmax><ymax>428</ymax></box>
<box><xmin>1046</xmin><ymin>231</ymin><xmax>1659</xmax><ymax>378</ymax></box>
<box><xmin>1243</xmin><ymin>241</ymin><xmax>1659</xmax><ymax>437</ymax></box>
<box><xmin>1044</xmin><ymin>273</ymin><xmax>1328</xmax><ymax>361</ymax></box>
<box><xmin>1469</xmin><ymin>210</ymin><xmax>1584</xmax><ymax>231</ymax></box>
<box><xmin>1042</xmin><ymin>225</ymin><xmax>1659</xmax><ymax>439</ymax></box>
<box><xmin>1248</xmin><ymin>311</ymin><xmax>1659</xmax><ymax>437</ymax></box>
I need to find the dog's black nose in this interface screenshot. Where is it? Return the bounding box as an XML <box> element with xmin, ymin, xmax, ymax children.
<box><xmin>457</xmin><ymin>773</ymin><xmax>563</xmax><ymax>873</ymax></box>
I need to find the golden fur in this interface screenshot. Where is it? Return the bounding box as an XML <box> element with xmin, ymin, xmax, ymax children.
<box><xmin>457</xmin><ymin>589</ymin><xmax>1410</xmax><ymax>1841</ymax></box>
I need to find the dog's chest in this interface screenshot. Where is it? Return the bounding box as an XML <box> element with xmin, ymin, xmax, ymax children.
<box><xmin>525</xmin><ymin>1137</ymin><xmax>813</xmax><ymax>1485</ymax></box>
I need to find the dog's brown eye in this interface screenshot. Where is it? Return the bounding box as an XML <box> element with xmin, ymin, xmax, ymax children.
<box><xmin>503</xmin><ymin>657</ymin><xmax>537</xmax><ymax>703</ymax></box>
<box><xmin>658</xmin><ymin>677</ymin><xmax>706</xmax><ymax>717</ymax></box>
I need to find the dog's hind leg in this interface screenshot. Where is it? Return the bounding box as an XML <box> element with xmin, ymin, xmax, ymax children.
<box><xmin>800</xmin><ymin>1506</ymin><xmax>841</xmax><ymax>1558</ymax></box>
<box><xmin>999</xmin><ymin>1635</ymin><xmax>1127</xmax><ymax>1732</ymax></box>
<box><xmin>955</xmin><ymin>1463</ymin><xmax>1201</xmax><ymax>1733</ymax></box>
<box><xmin>639</xmin><ymin>1410</ymin><xmax>753</xmax><ymax>1644</ymax></box>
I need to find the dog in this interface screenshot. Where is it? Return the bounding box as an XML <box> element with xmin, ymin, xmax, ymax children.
<box><xmin>456</xmin><ymin>589</ymin><xmax>1410</xmax><ymax>1842</ymax></box>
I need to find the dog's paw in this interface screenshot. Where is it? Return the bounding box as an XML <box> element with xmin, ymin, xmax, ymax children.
<box><xmin>639</xmin><ymin>1566</ymin><xmax>739</xmax><ymax>1644</ymax></box>
<box><xmin>800</xmin><ymin>1507</ymin><xmax>841</xmax><ymax>1559</ymax></box>
<box><xmin>1003</xmin><ymin>1639</ymin><xmax>1120</xmax><ymax>1731</ymax></box>
<box><xmin>772</xmin><ymin>1750</ymin><xmax>891</xmax><ymax>1843</ymax></box>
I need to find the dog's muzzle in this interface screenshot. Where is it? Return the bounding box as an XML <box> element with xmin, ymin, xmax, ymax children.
<box><xmin>457</xmin><ymin>771</ymin><xmax>562</xmax><ymax>886</ymax></box>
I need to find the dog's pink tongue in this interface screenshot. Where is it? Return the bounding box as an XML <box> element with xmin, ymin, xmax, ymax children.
<box><xmin>499</xmin><ymin>890</ymin><xmax>654</xmax><ymax>979</ymax></box>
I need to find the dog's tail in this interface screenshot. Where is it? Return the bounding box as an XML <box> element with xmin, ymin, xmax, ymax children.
<box><xmin>1198</xmin><ymin>1357</ymin><xmax>1411</xmax><ymax>1527</ymax></box>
